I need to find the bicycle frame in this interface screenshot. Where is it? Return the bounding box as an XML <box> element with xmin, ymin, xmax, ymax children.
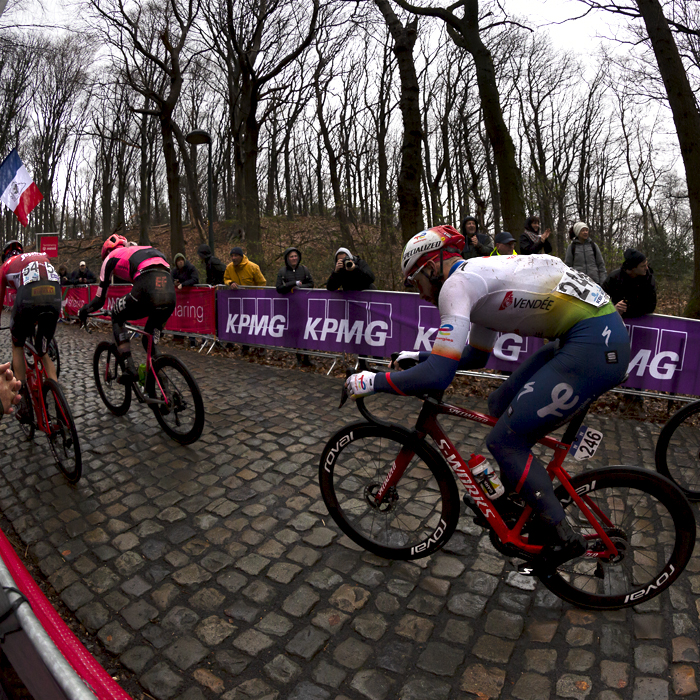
<box><xmin>23</xmin><ymin>341</ymin><xmax>52</xmax><ymax>434</ymax></box>
<box><xmin>370</xmin><ymin>396</ymin><xmax>621</xmax><ymax>560</ymax></box>
<box><xmin>91</xmin><ymin>319</ymin><xmax>170</xmax><ymax>409</ymax></box>
<box><xmin>123</xmin><ymin>324</ymin><xmax>170</xmax><ymax>408</ymax></box>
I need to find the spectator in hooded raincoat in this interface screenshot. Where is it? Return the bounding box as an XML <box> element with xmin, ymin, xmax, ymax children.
<box><xmin>276</xmin><ymin>247</ymin><xmax>314</xmax><ymax>367</ymax></box>
<box><xmin>196</xmin><ymin>244</ymin><xmax>226</xmax><ymax>286</ymax></box>
<box><xmin>460</xmin><ymin>216</ymin><xmax>491</xmax><ymax>259</ymax></box>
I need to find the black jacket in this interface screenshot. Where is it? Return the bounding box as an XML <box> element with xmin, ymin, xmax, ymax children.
<box><xmin>460</xmin><ymin>216</ymin><xmax>491</xmax><ymax>259</ymax></box>
<box><xmin>196</xmin><ymin>244</ymin><xmax>226</xmax><ymax>285</ymax></box>
<box><xmin>276</xmin><ymin>247</ymin><xmax>314</xmax><ymax>294</ymax></box>
<box><xmin>172</xmin><ymin>255</ymin><xmax>199</xmax><ymax>287</ymax></box>
<box><xmin>602</xmin><ymin>267</ymin><xmax>657</xmax><ymax>318</ymax></box>
<box><xmin>326</xmin><ymin>248</ymin><xmax>375</xmax><ymax>291</ymax></box>
<box><xmin>520</xmin><ymin>217</ymin><xmax>552</xmax><ymax>255</ymax></box>
<box><xmin>70</xmin><ymin>267</ymin><xmax>96</xmax><ymax>284</ymax></box>
<box><xmin>462</xmin><ymin>233</ymin><xmax>491</xmax><ymax>259</ymax></box>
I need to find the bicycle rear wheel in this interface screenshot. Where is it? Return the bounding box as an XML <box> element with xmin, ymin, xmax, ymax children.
<box><xmin>541</xmin><ymin>467</ymin><xmax>695</xmax><ymax>610</ymax></box>
<box><xmin>655</xmin><ymin>400</ymin><xmax>700</xmax><ymax>500</ymax></box>
<box><xmin>146</xmin><ymin>355</ymin><xmax>204</xmax><ymax>445</ymax></box>
<box><xmin>43</xmin><ymin>379</ymin><xmax>82</xmax><ymax>483</ymax></box>
<box><xmin>93</xmin><ymin>341</ymin><xmax>131</xmax><ymax>416</ymax></box>
<box><xmin>319</xmin><ymin>423</ymin><xmax>460</xmax><ymax>560</ymax></box>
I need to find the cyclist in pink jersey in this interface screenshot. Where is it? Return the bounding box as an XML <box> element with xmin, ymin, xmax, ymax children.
<box><xmin>79</xmin><ymin>235</ymin><xmax>175</xmax><ymax>380</ymax></box>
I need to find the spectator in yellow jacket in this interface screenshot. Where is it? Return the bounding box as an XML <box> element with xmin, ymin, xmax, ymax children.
<box><xmin>224</xmin><ymin>247</ymin><xmax>266</xmax><ymax>288</ymax></box>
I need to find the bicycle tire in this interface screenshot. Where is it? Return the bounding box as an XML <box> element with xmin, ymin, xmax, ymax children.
<box><xmin>146</xmin><ymin>355</ymin><xmax>205</xmax><ymax>445</ymax></box>
<box><xmin>43</xmin><ymin>379</ymin><xmax>82</xmax><ymax>483</ymax></box>
<box><xmin>319</xmin><ymin>422</ymin><xmax>460</xmax><ymax>560</ymax></box>
<box><xmin>655</xmin><ymin>400</ymin><xmax>700</xmax><ymax>500</ymax></box>
<box><xmin>93</xmin><ymin>341</ymin><xmax>131</xmax><ymax>416</ymax></box>
<box><xmin>539</xmin><ymin>467</ymin><xmax>695</xmax><ymax>610</ymax></box>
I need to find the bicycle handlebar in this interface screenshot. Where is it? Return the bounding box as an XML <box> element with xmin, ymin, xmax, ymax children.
<box><xmin>340</xmin><ymin>357</ymin><xmax>433</xmax><ymax>429</ymax></box>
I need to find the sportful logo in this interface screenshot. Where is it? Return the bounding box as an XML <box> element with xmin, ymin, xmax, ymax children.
<box><xmin>499</xmin><ymin>291</ymin><xmax>513</xmax><ymax>310</ymax></box>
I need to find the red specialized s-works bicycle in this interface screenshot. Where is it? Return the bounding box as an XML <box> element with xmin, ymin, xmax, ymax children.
<box><xmin>319</xmin><ymin>378</ymin><xmax>695</xmax><ymax>610</ymax></box>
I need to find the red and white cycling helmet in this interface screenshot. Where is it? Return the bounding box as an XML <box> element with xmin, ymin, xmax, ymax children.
<box><xmin>401</xmin><ymin>226</ymin><xmax>465</xmax><ymax>285</ymax></box>
<box><xmin>101</xmin><ymin>234</ymin><xmax>127</xmax><ymax>260</ymax></box>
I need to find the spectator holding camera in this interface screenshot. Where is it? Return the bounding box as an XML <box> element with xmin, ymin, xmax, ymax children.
<box><xmin>327</xmin><ymin>247</ymin><xmax>376</xmax><ymax>291</ymax></box>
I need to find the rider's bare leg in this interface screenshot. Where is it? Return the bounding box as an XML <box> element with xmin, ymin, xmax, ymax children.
<box><xmin>40</xmin><ymin>353</ymin><xmax>57</xmax><ymax>382</ymax></box>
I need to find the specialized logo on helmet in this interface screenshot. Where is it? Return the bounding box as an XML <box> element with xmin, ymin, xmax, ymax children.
<box><xmin>438</xmin><ymin>324</ymin><xmax>453</xmax><ymax>336</ymax></box>
<box><xmin>402</xmin><ymin>239</ymin><xmax>443</xmax><ymax>264</ymax></box>
<box><xmin>499</xmin><ymin>291</ymin><xmax>513</xmax><ymax>310</ymax></box>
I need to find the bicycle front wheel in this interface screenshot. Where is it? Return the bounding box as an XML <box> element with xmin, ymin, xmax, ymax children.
<box><xmin>43</xmin><ymin>379</ymin><xmax>82</xmax><ymax>483</ymax></box>
<box><xmin>655</xmin><ymin>400</ymin><xmax>700</xmax><ymax>500</ymax></box>
<box><xmin>319</xmin><ymin>423</ymin><xmax>460</xmax><ymax>560</ymax></box>
<box><xmin>541</xmin><ymin>467</ymin><xmax>695</xmax><ymax>610</ymax></box>
<box><xmin>93</xmin><ymin>341</ymin><xmax>131</xmax><ymax>416</ymax></box>
<box><xmin>146</xmin><ymin>355</ymin><xmax>205</xmax><ymax>445</ymax></box>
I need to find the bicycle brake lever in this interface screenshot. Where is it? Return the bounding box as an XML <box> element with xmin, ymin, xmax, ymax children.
<box><xmin>339</xmin><ymin>368</ymin><xmax>353</xmax><ymax>409</ymax></box>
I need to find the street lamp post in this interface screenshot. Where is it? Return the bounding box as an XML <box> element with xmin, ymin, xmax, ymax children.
<box><xmin>185</xmin><ymin>129</ymin><xmax>215</xmax><ymax>253</ymax></box>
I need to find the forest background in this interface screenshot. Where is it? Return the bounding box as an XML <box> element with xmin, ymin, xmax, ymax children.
<box><xmin>1</xmin><ymin>0</ymin><xmax>699</xmax><ymax>315</ymax></box>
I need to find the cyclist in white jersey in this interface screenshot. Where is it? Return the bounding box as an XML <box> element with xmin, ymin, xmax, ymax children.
<box><xmin>345</xmin><ymin>226</ymin><xmax>631</xmax><ymax>569</ymax></box>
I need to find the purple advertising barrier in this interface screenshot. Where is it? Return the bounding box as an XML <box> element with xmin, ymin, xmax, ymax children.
<box><xmin>216</xmin><ymin>288</ymin><xmax>700</xmax><ymax>396</ymax></box>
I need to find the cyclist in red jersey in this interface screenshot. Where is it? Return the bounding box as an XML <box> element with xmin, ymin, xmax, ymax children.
<box><xmin>0</xmin><ymin>241</ymin><xmax>62</xmax><ymax>399</ymax></box>
<box><xmin>78</xmin><ymin>235</ymin><xmax>176</xmax><ymax>381</ymax></box>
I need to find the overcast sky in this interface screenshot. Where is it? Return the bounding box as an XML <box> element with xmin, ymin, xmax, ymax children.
<box><xmin>5</xmin><ymin>0</ymin><xmax>629</xmax><ymax>53</ymax></box>
<box><xmin>500</xmin><ymin>0</ymin><xmax>628</xmax><ymax>51</ymax></box>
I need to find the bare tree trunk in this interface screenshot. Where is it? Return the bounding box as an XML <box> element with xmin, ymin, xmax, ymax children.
<box><xmin>633</xmin><ymin>0</ymin><xmax>700</xmax><ymax>315</ymax></box>
<box><xmin>139</xmin><ymin>110</ymin><xmax>150</xmax><ymax>246</ymax></box>
<box><xmin>375</xmin><ymin>0</ymin><xmax>424</xmax><ymax>241</ymax></box>
<box><xmin>394</xmin><ymin>0</ymin><xmax>525</xmax><ymax>236</ymax></box>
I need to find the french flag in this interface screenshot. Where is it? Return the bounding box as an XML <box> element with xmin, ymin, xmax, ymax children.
<box><xmin>0</xmin><ymin>149</ymin><xmax>43</xmax><ymax>227</ymax></box>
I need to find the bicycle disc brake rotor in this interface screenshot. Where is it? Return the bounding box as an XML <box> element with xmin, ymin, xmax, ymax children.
<box><xmin>365</xmin><ymin>483</ymin><xmax>398</xmax><ymax>512</ymax></box>
<box><xmin>588</xmin><ymin>526</ymin><xmax>628</xmax><ymax>565</ymax></box>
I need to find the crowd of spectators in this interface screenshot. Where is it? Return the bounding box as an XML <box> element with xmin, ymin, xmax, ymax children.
<box><xmin>51</xmin><ymin>220</ymin><xmax>658</xmax><ymax>344</ymax></box>
<box><xmin>457</xmin><ymin>214</ymin><xmax>656</xmax><ymax>320</ymax></box>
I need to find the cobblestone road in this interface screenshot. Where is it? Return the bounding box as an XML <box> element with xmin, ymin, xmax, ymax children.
<box><xmin>0</xmin><ymin>321</ymin><xmax>698</xmax><ymax>700</ymax></box>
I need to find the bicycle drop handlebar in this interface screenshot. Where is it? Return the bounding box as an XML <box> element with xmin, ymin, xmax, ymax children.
<box><xmin>340</xmin><ymin>353</ymin><xmax>429</xmax><ymax>428</ymax></box>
